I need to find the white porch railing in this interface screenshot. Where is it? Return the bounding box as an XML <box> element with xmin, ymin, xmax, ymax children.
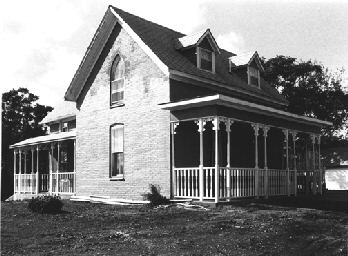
<box><xmin>173</xmin><ymin>167</ymin><xmax>322</xmax><ymax>200</ymax></box>
<box><xmin>14</xmin><ymin>174</ymin><xmax>36</xmax><ymax>194</ymax></box>
<box><xmin>51</xmin><ymin>172</ymin><xmax>76</xmax><ymax>194</ymax></box>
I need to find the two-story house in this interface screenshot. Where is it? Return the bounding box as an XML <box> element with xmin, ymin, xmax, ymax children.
<box><xmin>11</xmin><ymin>6</ymin><xmax>331</xmax><ymax>202</ymax></box>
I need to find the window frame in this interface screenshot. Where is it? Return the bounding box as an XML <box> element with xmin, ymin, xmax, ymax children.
<box><xmin>110</xmin><ymin>55</ymin><xmax>125</xmax><ymax>107</ymax></box>
<box><xmin>109</xmin><ymin>123</ymin><xmax>125</xmax><ymax>180</ymax></box>
<box><xmin>247</xmin><ymin>65</ymin><xmax>261</xmax><ymax>88</ymax></box>
<box><xmin>196</xmin><ymin>47</ymin><xmax>215</xmax><ymax>73</ymax></box>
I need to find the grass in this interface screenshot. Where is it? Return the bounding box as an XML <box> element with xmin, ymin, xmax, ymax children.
<box><xmin>1</xmin><ymin>194</ymin><xmax>348</xmax><ymax>255</ymax></box>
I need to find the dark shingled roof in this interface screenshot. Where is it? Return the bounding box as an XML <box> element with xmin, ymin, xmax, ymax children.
<box><xmin>110</xmin><ymin>6</ymin><xmax>287</xmax><ymax>106</ymax></box>
<box><xmin>65</xmin><ymin>6</ymin><xmax>287</xmax><ymax>106</ymax></box>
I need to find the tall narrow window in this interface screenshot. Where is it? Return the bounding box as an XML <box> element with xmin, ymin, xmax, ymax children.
<box><xmin>110</xmin><ymin>55</ymin><xmax>125</xmax><ymax>106</ymax></box>
<box><xmin>110</xmin><ymin>124</ymin><xmax>124</xmax><ymax>178</ymax></box>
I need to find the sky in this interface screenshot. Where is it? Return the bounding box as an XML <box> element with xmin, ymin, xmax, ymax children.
<box><xmin>1</xmin><ymin>0</ymin><xmax>347</xmax><ymax>107</ymax></box>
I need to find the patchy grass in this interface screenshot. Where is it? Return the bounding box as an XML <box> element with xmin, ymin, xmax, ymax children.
<box><xmin>1</xmin><ymin>198</ymin><xmax>348</xmax><ymax>256</ymax></box>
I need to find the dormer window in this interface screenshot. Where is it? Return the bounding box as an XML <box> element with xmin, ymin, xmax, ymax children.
<box><xmin>110</xmin><ymin>55</ymin><xmax>125</xmax><ymax>106</ymax></box>
<box><xmin>248</xmin><ymin>66</ymin><xmax>260</xmax><ymax>88</ymax></box>
<box><xmin>197</xmin><ymin>47</ymin><xmax>215</xmax><ymax>72</ymax></box>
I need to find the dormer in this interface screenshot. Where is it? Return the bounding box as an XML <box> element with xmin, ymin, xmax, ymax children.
<box><xmin>229</xmin><ymin>51</ymin><xmax>264</xmax><ymax>88</ymax></box>
<box><xmin>176</xmin><ymin>29</ymin><xmax>221</xmax><ymax>73</ymax></box>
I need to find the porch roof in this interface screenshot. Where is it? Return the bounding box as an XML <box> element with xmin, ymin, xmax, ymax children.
<box><xmin>10</xmin><ymin>131</ymin><xmax>76</xmax><ymax>149</ymax></box>
<box><xmin>160</xmin><ymin>94</ymin><xmax>332</xmax><ymax>127</ymax></box>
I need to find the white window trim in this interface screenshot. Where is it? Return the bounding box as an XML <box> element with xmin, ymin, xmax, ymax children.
<box><xmin>247</xmin><ymin>66</ymin><xmax>260</xmax><ymax>88</ymax></box>
<box><xmin>196</xmin><ymin>47</ymin><xmax>215</xmax><ymax>73</ymax></box>
<box><xmin>110</xmin><ymin>124</ymin><xmax>125</xmax><ymax>180</ymax></box>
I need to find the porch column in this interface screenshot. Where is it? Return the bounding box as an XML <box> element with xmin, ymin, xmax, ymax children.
<box><xmin>19</xmin><ymin>150</ymin><xmax>22</xmax><ymax>193</ymax></box>
<box><xmin>49</xmin><ymin>144</ymin><xmax>53</xmax><ymax>194</ymax></box>
<box><xmin>283</xmin><ymin>129</ymin><xmax>290</xmax><ymax>196</ymax></box>
<box><xmin>310</xmin><ymin>134</ymin><xmax>317</xmax><ymax>195</ymax></box>
<box><xmin>291</xmin><ymin>131</ymin><xmax>298</xmax><ymax>196</ymax></box>
<box><xmin>74</xmin><ymin>139</ymin><xmax>76</xmax><ymax>194</ymax></box>
<box><xmin>196</xmin><ymin>119</ymin><xmax>204</xmax><ymax>202</ymax></box>
<box><xmin>36</xmin><ymin>146</ymin><xmax>39</xmax><ymax>195</ymax></box>
<box><xmin>56</xmin><ymin>142</ymin><xmax>60</xmax><ymax>195</ymax></box>
<box><xmin>318</xmin><ymin>135</ymin><xmax>322</xmax><ymax>195</ymax></box>
<box><xmin>24</xmin><ymin>151</ymin><xmax>27</xmax><ymax>192</ymax></box>
<box><xmin>262</xmin><ymin>126</ymin><xmax>270</xmax><ymax>199</ymax></box>
<box><xmin>226</xmin><ymin>119</ymin><xmax>233</xmax><ymax>200</ymax></box>
<box><xmin>171</xmin><ymin>122</ymin><xmax>178</xmax><ymax>198</ymax></box>
<box><xmin>251</xmin><ymin>123</ymin><xmax>259</xmax><ymax>198</ymax></box>
<box><xmin>213</xmin><ymin>117</ymin><xmax>220</xmax><ymax>203</ymax></box>
<box><xmin>13</xmin><ymin>150</ymin><xmax>17</xmax><ymax>194</ymax></box>
<box><xmin>31</xmin><ymin>148</ymin><xmax>35</xmax><ymax>194</ymax></box>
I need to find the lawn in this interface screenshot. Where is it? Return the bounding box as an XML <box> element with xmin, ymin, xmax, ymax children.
<box><xmin>1</xmin><ymin>196</ymin><xmax>348</xmax><ymax>256</ymax></box>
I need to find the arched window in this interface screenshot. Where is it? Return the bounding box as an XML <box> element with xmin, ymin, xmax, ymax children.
<box><xmin>110</xmin><ymin>55</ymin><xmax>125</xmax><ymax>106</ymax></box>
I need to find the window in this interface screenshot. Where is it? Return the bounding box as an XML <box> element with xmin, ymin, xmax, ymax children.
<box><xmin>248</xmin><ymin>66</ymin><xmax>260</xmax><ymax>87</ymax></box>
<box><xmin>110</xmin><ymin>124</ymin><xmax>124</xmax><ymax>178</ymax></box>
<box><xmin>110</xmin><ymin>55</ymin><xmax>125</xmax><ymax>106</ymax></box>
<box><xmin>197</xmin><ymin>47</ymin><xmax>215</xmax><ymax>72</ymax></box>
<box><xmin>62</xmin><ymin>122</ymin><xmax>68</xmax><ymax>132</ymax></box>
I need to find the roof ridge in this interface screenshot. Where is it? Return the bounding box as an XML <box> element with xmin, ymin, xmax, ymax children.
<box><xmin>109</xmin><ymin>5</ymin><xmax>185</xmax><ymax>38</ymax></box>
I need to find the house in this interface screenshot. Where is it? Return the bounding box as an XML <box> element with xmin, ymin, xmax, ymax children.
<box><xmin>10</xmin><ymin>6</ymin><xmax>332</xmax><ymax>202</ymax></box>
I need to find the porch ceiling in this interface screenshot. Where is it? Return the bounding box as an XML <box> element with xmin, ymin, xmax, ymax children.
<box><xmin>160</xmin><ymin>94</ymin><xmax>332</xmax><ymax>127</ymax></box>
<box><xmin>10</xmin><ymin>131</ymin><xmax>76</xmax><ymax>149</ymax></box>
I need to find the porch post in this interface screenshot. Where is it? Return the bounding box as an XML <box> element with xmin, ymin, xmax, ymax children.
<box><xmin>49</xmin><ymin>144</ymin><xmax>53</xmax><ymax>194</ymax></box>
<box><xmin>24</xmin><ymin>151</ymin><xmax>27</xmax><ymax>192</ymax></box>
<box><xmin>283</xmin><ymin>129</ymin><xmax>290</xmax><ymax>196</ymax></box>
<box><xmin>56</xmin><ymin>142</ymin><xmax>60</xmax><ymax>195</ymax></box>
<box><xmin>36</xmin><ymin>146</ymin><xmax>39</xmax><ymax>195</ymax></box>
<box><xmin>291</xmin><ymin>131</ymin><xmax>298</xmax><ymax>196</ymax></box>
<box><xmin>318</xmin><ymin>135</ymin><xmax>322</xmax><ymax>195</ymax></box>
<box><xmin>213</xmin><ymin>116</ymin><xmax>220</xmax><ymax>203</ymax></box>
<box><xmin>171</xmin><ymin>122</ymin><xmax>178</xmax><ymax>198</ymax></box>
<box><xmin>13</xmin><ymin>150</ymin><xmax>17</xmax><ymax>194</ymax></box>
<box><xmin>226</xmin><ymin>119</ymin><xmax>233</xmax><ymax>200</ymax></box>
<box><xmin>251</xmin><ymin>123</ymin><xmax>259</xmax><ymax>198</ymax></box>
<box><xmin>196</xmin><ymin>119</ymin><xmax>204</xmax><ymax>202</ymax></box>
<box><xmin>18</xmin><ymin>150</ymin><xmax>22</xmax><ymax>193</ymax></box>
<box><xmin>262</xmin><ymin>126</ymin><xmax>270</xmax><ymax>199</ymax></box>
<box><xmin>74</xmin><ymin>139</ymin><xmax>76</xmax><ymax>194</ymax></box>
<box><xmin>310</xmin><ymin>134</ymin><xmax>317</xmax><ymax>195</ymax></box>
<box><xmin>31</xmin><ymin>148</ymin><xmax>34</xmax><ymax>194</ymax></box>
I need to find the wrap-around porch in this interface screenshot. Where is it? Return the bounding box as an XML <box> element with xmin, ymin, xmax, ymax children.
<box><xmin>170</xmin><ymin>116</ymin><xmax>323</xmax><ymax>203</ymax></box>
<box><xmin>11</xmin><ymin>131</ymin><xmax>76</xmax><ymax>199</ymax></box>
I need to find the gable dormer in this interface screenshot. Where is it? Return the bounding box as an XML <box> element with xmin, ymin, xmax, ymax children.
<box><xmin>176</xmin><ymin>29</ymin><xmax>220</xmax><ymax>73</ymax></box>
<box><xmin>229</xmin><ymin>51</ymin><xmax>264</xmax><ymax>88</ymax></box>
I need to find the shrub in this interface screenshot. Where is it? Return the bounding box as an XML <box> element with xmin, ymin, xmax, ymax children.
<box><xmin>28</xmin><ymin>195</ymin><xmax>63</xmax><ymax>214</ymax></box>
<box><xmin>142</xmin><ymin>184</ymin><xmax>170</xmax><ymax>207</ymax></box>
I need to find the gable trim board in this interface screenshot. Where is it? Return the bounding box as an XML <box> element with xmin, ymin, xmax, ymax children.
<box><xmin>160</xmin><ymin>94</ymin><xmax>332</xmax><ymax>128</ymax></box>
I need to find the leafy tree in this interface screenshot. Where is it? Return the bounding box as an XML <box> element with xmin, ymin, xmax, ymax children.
<box><xmin>1</xmin><ymin>88</ymin><xmax>53</xmax><ymax>200</ymax></box>
<box><xmin>262</xmin><ymin>56</ymin><xmax>348</xmax><ymax>144</ymax></box>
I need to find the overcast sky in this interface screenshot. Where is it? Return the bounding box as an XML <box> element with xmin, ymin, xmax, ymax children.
<box><xmin>1</xmin><ymin>0</ymin><xmax>347</xmax><ymax>107</ymax></box>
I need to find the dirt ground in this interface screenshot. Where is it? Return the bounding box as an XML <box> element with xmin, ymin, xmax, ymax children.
<box><xmin>1</xmin><ymin>195</ymin><xmax>348</xmax><ymax>256</ymax></box>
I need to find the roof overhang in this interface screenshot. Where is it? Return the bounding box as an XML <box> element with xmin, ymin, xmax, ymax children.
<box><xmin>10</xmin><ymin>131</ymin><xmax>76</xmax><ymax>149</ymax></box>
<box><xmin>160</xmin><ymin>94</ymin><xmax>332</xmax><ymax>127</ymax></box>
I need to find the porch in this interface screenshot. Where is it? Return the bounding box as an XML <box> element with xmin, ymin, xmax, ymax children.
<box><xmin>11</xmin><ymin>131</ymin><xmax>76</xmax><ymax>199</ymax></box>
<box><xmin>170</xmin><ymin>115</ymin><xmax>324</xmax><ymax>203</ymax></box>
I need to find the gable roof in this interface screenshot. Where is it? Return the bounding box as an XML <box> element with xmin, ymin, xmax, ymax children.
<box><xmin>230</xmin><ymin>51</ymin><xmax>264</xmax><ymax>72</ymax></box>
<box><xmin>65</xmin><ymin>5</ymin><xmax>287</xmax><ymax>107</ymax></box>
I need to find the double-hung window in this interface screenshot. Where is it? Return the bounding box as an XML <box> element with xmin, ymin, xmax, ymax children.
<box><xmin>110</xmin><ymin>55</ymin><xmax>125</xmax><ymax>106</ymax></box>
<box><xmin>110</xmin><ymin>124</ymin><xmax>124</xmax><ymax>178</ymax></box>
<box><xmin>248</xmin><ymin>66</ymin><xmax>260</xmax><ymax>88</ymax></box>
<box><xmin>197</xmin><ymin>47</ymin><xmax>215</xmax><ymax>72</ymax></box>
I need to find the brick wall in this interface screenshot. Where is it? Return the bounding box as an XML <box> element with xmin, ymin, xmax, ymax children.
<box><xmin>75</xmin><ymin>24</ymin><xmax>171</xmax><ymax>200</ymax></box>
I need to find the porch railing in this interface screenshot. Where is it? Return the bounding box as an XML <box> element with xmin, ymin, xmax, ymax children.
<box><xmin>14</xmin><ymin>174</ymin><xmax>36</xmax><ymax>194</ymax></box>
<box><xmin>173</xmin><ymin>167</ymin><xmax>322</xmax><ymax>200</ymax></box>
<box><xmin>51</xmin><ymin>172</ymin><xmax>76</xmax><ymax>194</ymax></box>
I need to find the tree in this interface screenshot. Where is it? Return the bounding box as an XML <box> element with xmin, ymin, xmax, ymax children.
<box><xmin>1</xmin><ymin>88</ymin><xmax>53</xmax><ymax>200</ymax></box>
<box><xmin>262</xmin><ymin>56</ymin><xmax>348</xmax><ymax>145</ymax></box>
